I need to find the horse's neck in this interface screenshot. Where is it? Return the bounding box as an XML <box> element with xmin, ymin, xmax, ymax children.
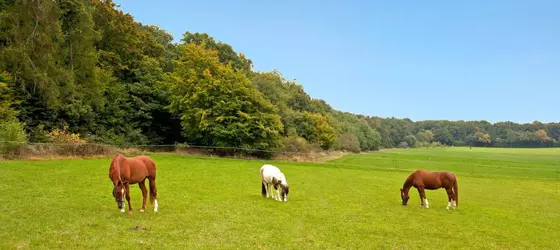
<box><xmin>278</xmin><ymin>174</ymin><xmax>287</xmax><ymax>185</ymax></box>
<box><xmin>112</xmin><ymin>157</ymin><xmax>124</xmax><ymax>181</ymax></box>
<box><xmin>403</xmin><ymin>175</ymin><xmax>414</xmax><ymax>190</ymax></box>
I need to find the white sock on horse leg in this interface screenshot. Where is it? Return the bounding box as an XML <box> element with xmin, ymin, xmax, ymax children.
<box><xmin>154</xmin><ymin>199</ymin><xmax>158</xmax><ymax>212</ymax></box>
<box><xmin>425</xmin><ymin>199</ymin><xmax>429</xmax><ymax>208</ymax></box>
<box><xmin>447</xmin><ymin>201</ymin><xmax>451</xmax><ymax>209</ymax></box>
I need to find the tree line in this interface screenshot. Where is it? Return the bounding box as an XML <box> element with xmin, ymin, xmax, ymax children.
<box><xmin>366</xmin><ymin>118</ymin><xmax>560</xmax><ymax>148</ymax></box>
<box><xmin>0</xmin><ymin>0</ymin><xmax>557</xmax><ymax>156</ymax></box>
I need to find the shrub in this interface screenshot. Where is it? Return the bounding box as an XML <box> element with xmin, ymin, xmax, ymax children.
<box><xmin>28</xmin><ymin>124</ymin><xmax>51</xmax><ymax>143</ymax></box>
<box><xmin>280</xmin><ymin>136</ymin><xmax>320</xmax><ymax>154</ymax></box>
<box><xmin>48</xmin><ymin>126</ymin><xmax>86</xmax><ymax>144</ymax></box>
<box><xmin>403</xmin><ymin>135</ymin><xmax>417</xmax><ymax>148</ymax></box>
<box><xmin>0</xmin><ymin>120</ymin><xmax>27</xmax><ymax>155</ymax></box>
<box><xmin>428</xmin><ymin>141</ymin><xmax>442</xmax><ymax>148</ymax></box>
<box><xmin>334</xmin><ymin>133</ymin><xmax>361</xmax><ymax>153</ymax></box>
<box><xmin>87</xmin><ymin>128</ymin><xmax>149</xmax><ymax>147</ymax></box>
<box><xmin>47</xmin><ymin>127</ymin><xmax>92</xmax><ymax>156</ymax></box>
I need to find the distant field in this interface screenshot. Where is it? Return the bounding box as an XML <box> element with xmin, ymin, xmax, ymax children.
<box><xmin>1</xmin><ymin>147</ymin><xmax>559</xmax><ymax>249</ymax></box>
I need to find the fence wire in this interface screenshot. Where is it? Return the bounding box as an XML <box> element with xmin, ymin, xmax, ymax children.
<box><xmin>0</xmin><ymin>140</ymin><xmax>310</xmax><ymax>155</ymax></box>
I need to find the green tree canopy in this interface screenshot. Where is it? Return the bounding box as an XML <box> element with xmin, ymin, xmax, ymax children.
<box><xmin>164</xmin><ymin>43</ymin><xmax>283</xmax><ymax>149</ymax></box>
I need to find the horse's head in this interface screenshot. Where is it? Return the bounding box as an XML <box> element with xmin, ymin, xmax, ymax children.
<box><xmin>281</xmin><ymin>184</ymin><xmax>290</xmax><ymax>202</ymax></box>
<box><xmin>112</xmin><ymin>181</ymin><xmax>125</xmax><ymax>210</ymax></box>
<box><xmin>400</xmin><ymin>188</ymin><xmax>410</xmax><ymax>205</ymax></box>
<box><xmin>278</xmin><ymin>179</ymin><xmax>290</xmax><ymax>202</ymax></box>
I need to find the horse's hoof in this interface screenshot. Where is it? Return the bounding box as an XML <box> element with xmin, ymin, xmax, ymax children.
<box><xmin>140</xmin><ymin>209</ymin><xmax>145</xmax><ymax>212</ymax></box>
<box><xmin>120</xmin><ymin>209</ymin><xmax>125</xmax><ymax>213</ymax></box>
<box><xmin>128</xmin><ymin>211</ymin><xmax>133</xmax><ymax>215</ymax></box>
<box><xmin>446</xmin><ymin>207</ymin><xmax>450</xmax><ymax>210</ymax></box>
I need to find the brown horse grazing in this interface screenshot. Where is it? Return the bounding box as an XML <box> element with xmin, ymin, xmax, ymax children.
<box><xmin>400</xmin><ymin>170</ymin><xmax>458</xmax><ymax>209</ymax></box>
<box><xmin>108</xmin><ymin>154</ymin><xmax>158</xmax><ymax>214</ymax></box>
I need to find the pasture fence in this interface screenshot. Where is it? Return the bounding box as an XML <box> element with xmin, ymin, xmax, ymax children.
<box><xmin>0</xmin><ymin>140</ymin><xmax>330</xmax><ymax>161</ymax></box>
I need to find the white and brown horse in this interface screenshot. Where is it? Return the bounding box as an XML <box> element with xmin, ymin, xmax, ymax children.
<box><xmin>260</xmin><ymin>164</ymin><xmax>290</xmax><ymax>202</ymax></box>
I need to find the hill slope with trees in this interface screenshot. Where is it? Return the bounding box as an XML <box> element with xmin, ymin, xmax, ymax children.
<box><xmin>1</xmin><ymin>0</ymin><xmax>558</xmax><ymax>156</ymax></box>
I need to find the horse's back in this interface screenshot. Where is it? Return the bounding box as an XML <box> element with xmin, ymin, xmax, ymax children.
<box><xmin>121</xmin><ymin>155</ymin><xmax>155</xmax><ymax>182</ymax></box>
<box><xmin>439</xmin><ymin>171</ymin><xmax>456</xmax><ymax>184</ymax></box>
<box><xmin>260</xmin><ymin>164</ymin><xmax>281</xmax><ymax>182</ymax></box>
<box><xmin>260</xmin><ymin>164</ymin><xmax>279</xmax><ymax>174</ymax></box>
<box><xmin>132</xmin><ymin>155</ymin><xmax>156</xmax><ymax>176</ymax></box>
<box><xmin>412</xmin><ymin>170</ymin><xmax>455</xmax><ymax>189</ymax></box>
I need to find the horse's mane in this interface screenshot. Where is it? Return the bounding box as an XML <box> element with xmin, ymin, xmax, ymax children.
<box><xmin>402</xmin><ymin>172</ymin><xmax>415</xmax><ymax>190</ymax></box>
<box><xmin>109</xmin><ymin>154</ymin><xmax>124</xmax><ymax>182</ymax></box>
<box><xmin>279</xmin><ymin>173</ymin><xmax>288</xmax><ymax>186</ymax></box>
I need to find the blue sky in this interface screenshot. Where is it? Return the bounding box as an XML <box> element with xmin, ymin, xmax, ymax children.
<box><xmin>114</xmin><ymin>0</ymin><xmax>559</xmax><ymax>124</ymax></box>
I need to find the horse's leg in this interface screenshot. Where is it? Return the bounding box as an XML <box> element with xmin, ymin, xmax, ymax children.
<box><xmin>139</xmin><ymin>180</ymin><xmax>148</xmax><ymax>212</ymax></box>
<box><xmin>264</xmin><ymin>183</ymin><xmax>269</xmax><ymax>198</ymax></box>
<box><xmin>266</xmin><ymin>183</ymin><xmax>271</xmax><ymax>198</ymax></box>
<box><xmin>445</xmin><ymin>188</ymin><xmax>454</xmax><ymax>210</ymax></box>
<box><xmin>261</xmin><ymin>181</ymin><xmax>267</xmax><ymax>198</ymax></box>
<box><xmin>273</xmin><ymin>185</ymin><xmax>280</xmax><ymax>201</ymax></box>
<box><xmin>417</xmin><ymin>187</ymin><xmax>428</xmax><ymax>208</ymax></box>
<box><xmin>125</xmin><ymin>182</ymin><xmax>132</xmax><ymax>214</ymax></box>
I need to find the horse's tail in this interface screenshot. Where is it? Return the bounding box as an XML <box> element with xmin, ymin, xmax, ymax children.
<box><xmin>148</xmin><ymin>161</ymin><xmax>157</xmax><ymax>205</ymax></box>
<box><xmin>453</xmin><ymin>176</ymin><xmax>459</xmax><ymax>208</ymax></box>
<box><xmin>150</xmin><ymin>179</ymin><xmax>156</xmax><ymax>205</ymax></box>
<box><xmin>261</xmin><ymin>181</ymin><xmax>267</xmax><ymax>197</ymax></box>
<box><xmin>260</xmin><ymin>166</ymin><xmax>267</xmax><ymax>197</ymax></box>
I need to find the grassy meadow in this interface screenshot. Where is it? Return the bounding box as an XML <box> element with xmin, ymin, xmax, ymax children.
<box><xmin>0</xmin><ymin>147</ymin><xmax>559</xmax><ymax>249</ymax></box>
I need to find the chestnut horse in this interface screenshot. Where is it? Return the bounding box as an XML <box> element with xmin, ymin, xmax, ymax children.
<box><xmin>108</xmin><ymin>154</ymin><xmax>158</xmax><ymax>213</ymax></box>
<box><xmin>400</xmin><ymin>170</ymin><xmax>458</xmax><ymax>209</ymax></box>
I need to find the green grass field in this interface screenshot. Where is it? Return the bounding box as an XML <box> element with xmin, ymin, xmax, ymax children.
<box><xmin>1</xmin><ymin>147</ymin><xmax>559</xmax><ymax>249</ymax></box>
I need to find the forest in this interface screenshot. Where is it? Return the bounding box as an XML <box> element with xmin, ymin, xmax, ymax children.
<box><xmin>1</xmin><ymin>0</ymin><xmax>559</xmax><ymax>157</ymax></box>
